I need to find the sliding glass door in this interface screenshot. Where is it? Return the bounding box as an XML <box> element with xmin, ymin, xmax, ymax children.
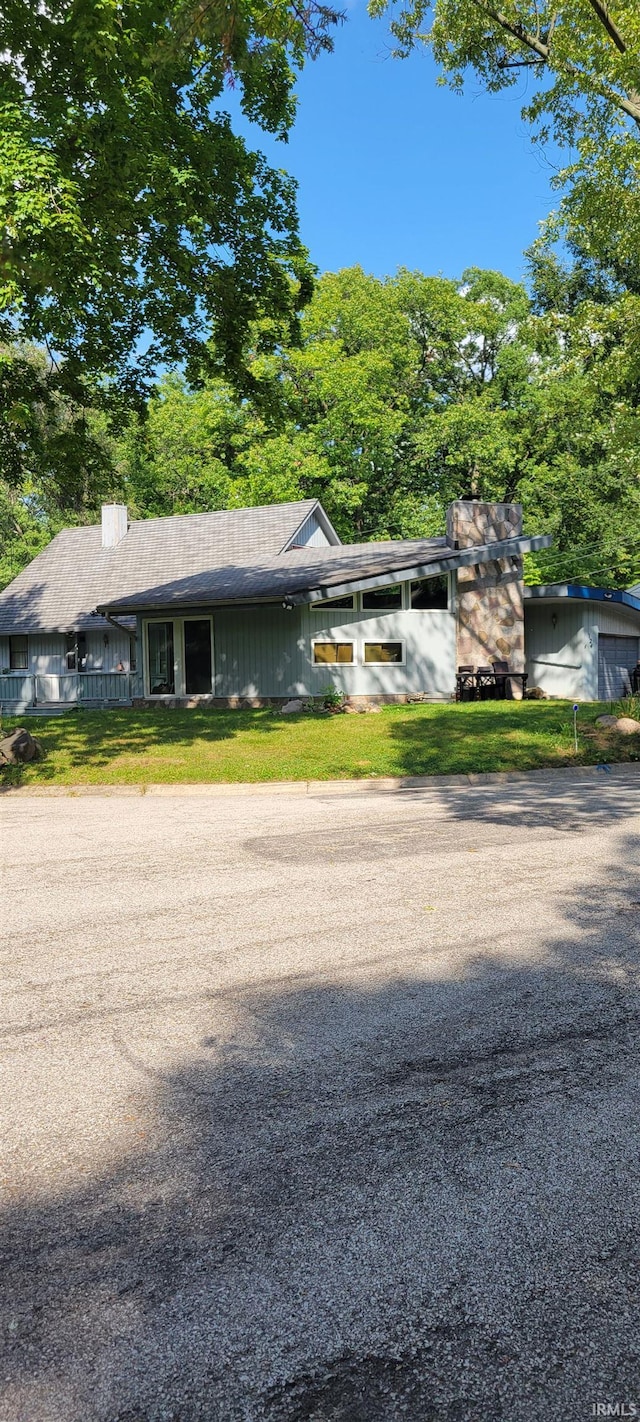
<box><xmin>145</xmin><ymin>617</ymin><xmax>213</xmax><ymax>696</ymax></box>
<box><xmin>184</xmin><ymin>619</ymin><xmax>213</xmax><ymax>695</ymax></box>
<box><xmin>147</xmin><ymin>621</ymin><xmax>175</xmax><ymax>695</ymax></box>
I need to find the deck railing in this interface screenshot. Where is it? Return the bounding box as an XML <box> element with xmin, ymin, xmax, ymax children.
<box><xmin>0</xmin><ymin>671</ymin><xmax>132</xmax><ymax>708</ymax></box>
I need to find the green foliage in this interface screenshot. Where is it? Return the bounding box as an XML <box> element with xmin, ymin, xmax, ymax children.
<box><xmin>0</xmin><ymin>0</ymin><xmax>339</xmax><ymax>392</ymax></box>
<box><xmin>618</xmin><ymin>694</ymin><xmax>640</xmax><ymax>721</ymax></box>
<box><xmin>318</xmin><ymin>685</ymin><xmax>346</xmax><ymax>709</ymax></box>
<box><xmin>3</xmin><ymin>262</ymin><xmax>640</xmax><ymax>593</ymax></box>
<box><xmin>371</xmin><ymin>0</ymin><xmax>640</xmax><ymax>286</ymax></box>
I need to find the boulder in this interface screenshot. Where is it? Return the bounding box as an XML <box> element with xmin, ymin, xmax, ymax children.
<box><xmin>596</xmin><ymin>715</ymin><xmax>620</xmax><ymax>728</ymax></box>
<box><xmin>525</xmin><ymin>686</ymin><xmax>547</xmax><ymax>700</ymax></box>
<box><xmin>365</xmin><ymin>705</ymin><xmax>381</xmax><ymax>714</ymax></box>
<box><xmin>0</xmin><ymin>727</ymin><xmax>43</xmax><ymax>765</ymax></box>
<box><xmin>281</xmin><ymin>699</ymin><xmax>304</xmax><ymax>714</ymax></box>
<box><xmin>614</xmin><ymin>717</ymin><xmax>640</xmax><ymax>736</ymax></box>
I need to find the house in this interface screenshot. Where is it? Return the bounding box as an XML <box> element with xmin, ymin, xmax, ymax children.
<box><xmin>0</xmin><ymin>494</ymin><xmax>636</xmax><ymax>708</ymax></box>
<box><xmin>524</xmin><ymin>583</ymin><xmax>640</xmax><ymax>701</ymax></box>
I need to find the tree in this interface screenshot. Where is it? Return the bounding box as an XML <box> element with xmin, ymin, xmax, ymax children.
<box><xmin>5</xmin><ymin>266</ymin><xmax>640</xmax><ymax>593</ymax></box>
<box><xmin>0</xmin><ymin>0</ymin><xmax>339</xmax><ymax>395</ymax></box>
<box><xmin>370</xmin><ymin>0</ymin><xmax>640</xmax><ymax>282</ymax></box>
<box><xmin>118</xmin><ymin>264</ymin><xmax>538</xmax><ymax>538</ymax></box>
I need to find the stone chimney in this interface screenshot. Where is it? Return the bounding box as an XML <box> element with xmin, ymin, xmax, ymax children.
<box><xmin>101</xmin><ymin>504</ymin><xmax>128</xmax><ymax>549</ymax></box>
<box><xmin>447</xmin><ymin>501</ymin><xmax>525</xmax><ymax>683</ymax></box>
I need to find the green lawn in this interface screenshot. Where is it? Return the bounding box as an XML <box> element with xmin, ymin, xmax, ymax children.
<box><xmin>1</xmin><ymin>700</ymin><xmax>638</xmax><ymax>787</ymax></box>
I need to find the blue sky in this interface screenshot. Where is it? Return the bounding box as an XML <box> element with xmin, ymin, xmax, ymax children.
<box><xmin>232</xmin><ymin>1</ymin><xmax>561</xmax><ymax>284</ymax></box>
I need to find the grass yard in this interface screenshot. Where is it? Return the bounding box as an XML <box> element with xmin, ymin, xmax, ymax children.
<box><xmin>1</xmin><ymin>699</ymin><xmax>639</xmax><ymax>787</ymax></box>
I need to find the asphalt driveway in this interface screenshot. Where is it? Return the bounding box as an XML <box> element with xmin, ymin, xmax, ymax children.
<box><xmin>2</xmin><ymin>768</ymin><xmax>640</xmax><ymax>1421</ymax></box>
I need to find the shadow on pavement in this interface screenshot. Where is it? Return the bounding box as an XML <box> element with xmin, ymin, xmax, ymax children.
<box><xmin>2</xmin><ymin>798</ymin><xmax>640</xmax><ymax>1421</ymax></box>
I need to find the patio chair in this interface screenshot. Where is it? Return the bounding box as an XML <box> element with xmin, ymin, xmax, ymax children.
<box><xmin>491</xmin><ymin>659</ymin><xmax>528</xmax><ymax>699</ymax></box>
<box><xmin>475</xmin><ymin>666</ymin><xmax>497</xmax><ymax>699</ymax></box>
<box><xmin>491</xmin><ymin>659</ymin><xmax>510</xmax><ymax>699</ymax></box>
<box><xmin>455</xmin><ymin>665</ymin><xmax>476</xmax><ymax>701</ymax></box>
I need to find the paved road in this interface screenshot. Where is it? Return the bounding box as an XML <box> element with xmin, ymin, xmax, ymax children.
<box><xmin>2</xmin><ymin>769</ymin><xmax>640</xmax><ymax>1422</ymax></box>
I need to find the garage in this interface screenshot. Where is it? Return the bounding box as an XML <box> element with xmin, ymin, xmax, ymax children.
<box><xmin>597</xmin><ymin>633</ymin><xmax>640</xmax><ymax>700</ymax></box>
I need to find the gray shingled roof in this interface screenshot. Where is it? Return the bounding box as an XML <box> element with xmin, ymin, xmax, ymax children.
<box><xmin>100</xmin><ymin>537</ymin><xmax>451</xmax><ymax>614</ymax></box>
<box><xmin>0</xmin><ymin>500</ymin><xmax>322</xmax><ymax>632</ymax></box>
<box><xmin>0</xmin><ymin>497</ymin><xmax>549</xmax><ymax>631</ymax></box>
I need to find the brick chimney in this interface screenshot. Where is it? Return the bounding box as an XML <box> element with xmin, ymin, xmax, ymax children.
<box><xmin>447</xmin><ymin>501</ymin><xmax>525</xmax><ymax>685</ymax></box>
<box><xmin>101</xmin><ymin>504</ymin><xmax>128</xmax><ymax>548</ymax></box>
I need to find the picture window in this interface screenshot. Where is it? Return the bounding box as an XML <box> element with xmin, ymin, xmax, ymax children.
<box><xmin>363</xmin><ymin>642</ymin><xmax>404</xmax><ymax>664</ymax></box>
<box><xmin>312</xmin><ymin>642</ymin><xmax>354</xmax><ymax>665</ymax></box>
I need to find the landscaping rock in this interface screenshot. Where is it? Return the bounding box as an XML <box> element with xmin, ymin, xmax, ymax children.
<box><xmin>614</xmin><ymin>717</ymin><xmax>640</xmax><ymax>736</ymax></box>
<box><xmin>0</xmin><ymin>727</ymin><xmax>43</xmax><ymax>765</ymax></box>
<box><xmin>595</xmin><ymin>715</ymin><xmax>640</xmax><ymax>735</ymax></box>
<box><xmin>525</xmin><ymin>686</ymin><xmax>547</xmax><ymax>700</ymax></box>
<box><xmin>281</xmin><ymin>699</ymin><xmax>304</xmax><ymax>714</ymax></box>
<box><xmin>365</xmin><ymin>705</ymin><xmax>381</xmax><ymax>714</ymax></box>
<box><xmin>343</xmin><ymin>705</ymin><xmax>359</xmax><ymax>714</ymax></box>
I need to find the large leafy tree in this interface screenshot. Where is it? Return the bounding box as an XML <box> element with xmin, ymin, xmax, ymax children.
<box><xmin>4</xmin><ymin>266</ymin><xmax>640</xmax><ymax>591</ymax></box>
<box><xmin>370</xmin><ymin>0</ymin><xmax>640</xmax><ymax>283</ymax></box>
<box><xmin>118</xmin><ymin>265</ymin><xmax>640</xmax><ymax>586</ymax></box>
<box><xmin>0</xmin><ymin>0</ymin><xmax>338</xmax><ymax>393</ymax></box>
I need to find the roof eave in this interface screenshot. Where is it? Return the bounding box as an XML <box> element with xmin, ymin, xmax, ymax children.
<box><xmin>524</xmin><ymin>583</ymin><xmax>640</xmax><ymax>615</ymax></box>
<box><xmin>286</xmin><ymin>534</ymin><xmax>552</xmax><ymax>605</ymax></box>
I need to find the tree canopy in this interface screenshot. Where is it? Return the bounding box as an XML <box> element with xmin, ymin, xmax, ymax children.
<box><xmin>0</xmin><ymin>0</ymin><xmax>339</xmax><ymax>395</ymax></box>
<box><xmin>4</xmin><ymin>264</ymin><xmax>638</xmax><ymax>592</ymax></box>
<box><xmin>370</xmin><ymin>0</ymin><xmax>640</xmax><ymax>286</ymax></box>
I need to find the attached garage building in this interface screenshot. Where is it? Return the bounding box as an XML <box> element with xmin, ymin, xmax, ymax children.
<box><xmin>525</xmin><ymin>585</ymin><xmax>640</xmax><ymax>701</ymax></box>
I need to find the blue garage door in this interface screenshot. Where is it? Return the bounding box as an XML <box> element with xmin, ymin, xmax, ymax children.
<box><xmin>598</xmin><ymin>635</ymin><xmax>639</xmax><ymax>700</ymax></box>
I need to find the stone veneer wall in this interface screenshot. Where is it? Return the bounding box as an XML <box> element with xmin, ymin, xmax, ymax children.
<box><xmin>447</xmin><ymin>501</ymin><xmax>525</xmax><ymax>688</ymax></box>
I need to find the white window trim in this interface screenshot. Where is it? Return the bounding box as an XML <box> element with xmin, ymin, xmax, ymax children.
<box><xmin>311</xmin><ymin>638</ymin><xmax>356</xmax><ymax>666</ymax></box>
<box><xmin>143</xmin><ymin>616</ymin><xmax>214</xmax><ymax>697</ymax></box>
<box><xmin>407</xmin><ymin>573</ymin><xmax>452</xmax><ymax>612</ymax></box>
<box><xmin>360</xmin><ymin>585</ymin><xmax>404</xmax><ymax>613</ymax></box>
<box><xmin>361</xmin><ymin>640</ymin><xmax>406</xmax><ymax>667</ymax></box>
<box><xmin>311</xmin><ymin>595</ymin><xmax>356</xmax><ymax>611</ymax></box>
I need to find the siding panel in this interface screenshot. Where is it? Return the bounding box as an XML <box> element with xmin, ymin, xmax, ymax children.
<box><xmin>525</xmin><ymin>599</ymin><xmax>640</xmax><ymax>700</ymax></box>
<box><xmin>525</xmin><ymin>604</ymin><xmax>596</xmax><ymax>700</ymax></box>
<box><xmin>212</xmin><ymin>604</ymin><xmax>456</xmax><ymax>698</ymax></box>
<box><xmin>287</xmin><ymin>512</ymin><xmax>331</xmax><ymax>548</ymax></box>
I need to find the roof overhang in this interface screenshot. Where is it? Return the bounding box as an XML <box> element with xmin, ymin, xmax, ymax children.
<box><xmin>96</xmin><ymin>533</ymin><xmax>551</xmax><ymax>617</ymax></box>
<box><xmin>285</xmin><ymin>534</ymin><xmax>552</xmax><ymax>606</ymax></box>
<box><xmin>525</xmin><ymin>583</ymin><xmax>640</xmax><ymax>615</ymax></box>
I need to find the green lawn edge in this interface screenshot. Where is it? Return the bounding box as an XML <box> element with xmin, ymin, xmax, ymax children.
<box><xmin>2</xmin><ymin>700</ymin><xmax>639</xmax><ymax>789</ymax></box>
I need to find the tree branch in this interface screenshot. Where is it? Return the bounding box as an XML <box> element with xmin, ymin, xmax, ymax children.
<box><xmin>584</xmin><ymin>0</ymin><xmax>628</xmax><ymax>55</ymax></box>
<box><xmin>472</xmin><ymin>0</ymin><xmax>640</xmax><ymax>129</ymax></box>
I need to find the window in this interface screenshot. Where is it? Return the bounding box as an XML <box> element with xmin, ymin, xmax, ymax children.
<box><xmin>410</xmin><ymin>576</ymin><xmax>448</xmax><ymax>610</ymax></box>
<box><xmin>361</xmin><ymin>584</ymin><xmax>402</xmax><ymax>610</ymax></box>
<box><xmin>9</xmin><ymin>635</ymin><xmax>28</xmax><ymax>670</ymax></box>
<box><xmin>313</xmin><ymin>642</ymin><xmax>354</xmax><ymax>664</ymax></box>
<box><xmin>148</xmin><ymin>621</ymin><xmax>175</xmax><ymax>694</ymax></box>
<box><xmin>363</xmin><ymin>642</ymin><xmax>404</xmax><ymax>664</ymax></box>
<box><xmin>66</xmin><ymin>632</ymin><xmax>87</xmax><ymax>671</ymax></box>
<box><xmin>129</xmin><ymin>637</ymin><xmax>137</xmax><ymax>673</ymax></box>
<box><xmin>184</xmin><ymin>618</ymin><xmax>212</xmax><ymax>694</ymax></box>
<box><xmin>312</xmin><ymin>594</ymin><xmax>354</xmax><ymax>610</ymax></box>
